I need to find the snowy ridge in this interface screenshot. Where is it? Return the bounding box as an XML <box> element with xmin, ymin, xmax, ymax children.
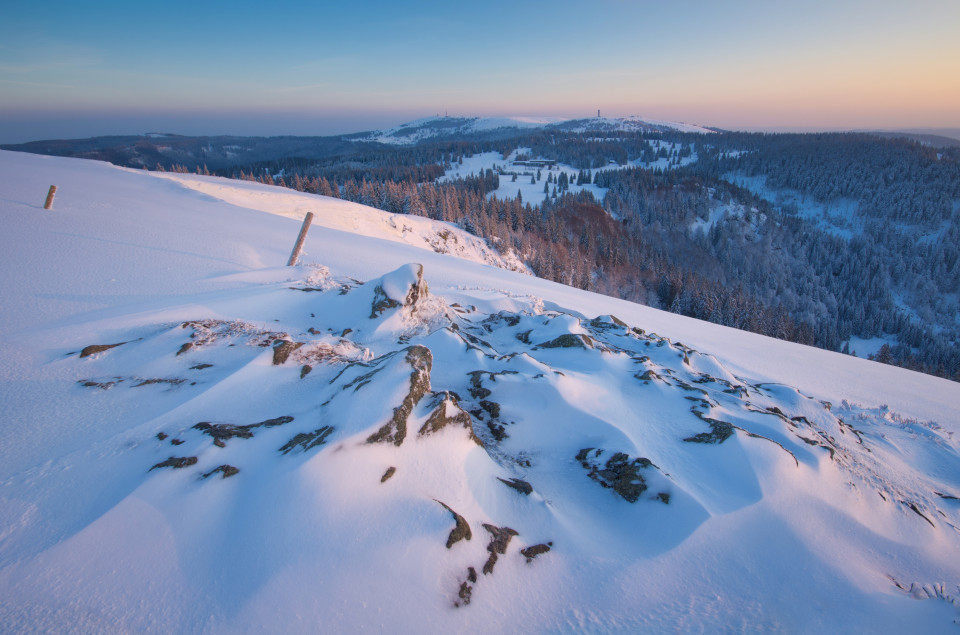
<box><xmin>148</xmin><ymin>171</ymin><xmax>530</xmax><ymax>274</ymax></box>
<box><xmin>1</xmin><ymin>151</ymin><xmax>959</xmax><ymax>632</ymax></box>
<box><xmin>358</xmin><ymin>115</ymin><xmax>714</xmax><ymax>145</ymax></box>
<box><xmin>553</xmin><ymin>115</ymin><xmax>715</xmax><ymax>135</ymax></box>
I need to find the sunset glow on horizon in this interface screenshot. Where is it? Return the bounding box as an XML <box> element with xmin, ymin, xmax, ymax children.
<box><xmin>2</xmin><ymin>0</ymin><xmax>958</xmax><ymax>142</ymax></box>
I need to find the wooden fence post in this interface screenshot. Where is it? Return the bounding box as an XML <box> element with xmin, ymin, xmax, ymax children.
<box><xmin>287</xmin><ymin>212</ymin><xmax>315</xmax><ymax>266</ymax></box>
<box><xmin>43</xmin><ymin>185</ymin><xmax>57</xmax><ymax>210</ymax></box>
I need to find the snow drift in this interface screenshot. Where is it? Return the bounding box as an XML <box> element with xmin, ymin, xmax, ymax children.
<box><xmin>1</xmin><ymin>151</ymin><xmax>959</xmax><ymax>633</ymax></box>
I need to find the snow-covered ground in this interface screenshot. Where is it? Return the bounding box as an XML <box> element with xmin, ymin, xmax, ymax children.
<box><xmin>1</xmin><ymin>150</ymin><xmax>959</xmax><ymax>633</ymax></box>
<box><xmin>439</xmin><ymin>142</ymin><xmax>697</xmax><ymax>207</ymax></box>
<box><xmin>438</xmin><ymin>149</ymin><xmax>612</xmax><ymax>206</ymax></box>
<box><xmin>844</xmin><ymin>335</ymin><xmax>899</xmax><ymax>358</ymax></box>
<box><xmin>726</xmin><ymin>172</ymin><xmax>861</xmax><ymax>239</ymax></box>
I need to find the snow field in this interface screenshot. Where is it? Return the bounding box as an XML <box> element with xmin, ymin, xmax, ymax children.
<box><xmin>1</xmin><ymin>150</ymin><xmax>959</xmax><ymax>632</ymax></box>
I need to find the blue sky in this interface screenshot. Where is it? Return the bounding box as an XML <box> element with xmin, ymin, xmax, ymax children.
<box><xmin>1</xmin><ymin>0</ymin><xmax>958</xmax><ymax>142</ymax></box>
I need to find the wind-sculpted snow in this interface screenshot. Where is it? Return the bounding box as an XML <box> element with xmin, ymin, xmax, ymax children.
<box><xmin>6</xmin><ymin>261</ymin><xmax>957</xmax><ymax>630</ymax></box>
<box><xmin>2</xmin><ymin>151</ymin><xmax>959</xmax><ymax>631</ymax></box>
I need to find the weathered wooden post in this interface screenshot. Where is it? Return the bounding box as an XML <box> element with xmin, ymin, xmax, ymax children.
<box><xmin>43</xmin><ymin>185</ymin><xmax>57</xmax><ymax>210</ymax></box>
<box><xmin>287</xmin><ymin>211</ymin><xmax>315</xmax><ymax>266</ymax></box>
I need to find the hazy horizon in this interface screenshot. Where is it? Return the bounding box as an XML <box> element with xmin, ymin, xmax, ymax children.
<box><xmin>4</xmin><ymin>109</ymin><xmax>960</xmax><ymax>145</ymax></box>
<box><xmin>2</xmin><ymin>0</ymin><xmax>958</xmax><ymax>144</ymax></box>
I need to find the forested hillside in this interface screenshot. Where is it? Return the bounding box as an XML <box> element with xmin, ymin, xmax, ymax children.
<box><xmin>7</xmin><ymin>125</ymin><xmax>958</xmax><ymax>379</ymax></box>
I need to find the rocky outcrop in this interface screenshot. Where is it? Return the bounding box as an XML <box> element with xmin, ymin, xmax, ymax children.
<box><xmin>366</xmin><ymin>346</ymin><xmax>432</xmax><ymax>446</ymax></box>
<box><xmin>436</xmin><ymin>501</ymin><xmax>472</xmax><ymax>549</ymax></box>
<box><xmin>370</xmin><ymin>263</ymin><xmax>428</xmax><ymax>318</ymax></box>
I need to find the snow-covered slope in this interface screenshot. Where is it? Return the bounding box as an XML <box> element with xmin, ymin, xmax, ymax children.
<box><xmin>148</xmin><ymin>171</ymin><xmax>529</xmax><ymax>274</ymax></box>
<box><xmin>1</xmin><ymin>150</ymin><xmax>959</xmax><ymax>632</ymax></box>
<box><xmin>358</xmin><ymin>115</ymin><xmax>713</xmax><ymax>145</ymax></box>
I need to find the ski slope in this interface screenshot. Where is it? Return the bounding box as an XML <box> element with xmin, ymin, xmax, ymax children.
<box><xmin>1</xmin><ymin>150</ymin><xmax>958</xmax><ymax>633</ymax></box>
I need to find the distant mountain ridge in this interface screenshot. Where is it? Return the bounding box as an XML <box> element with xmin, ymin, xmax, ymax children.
<box><xmin>356</xmin><ymin>115</ymin><xmax>716</xmax><ymax>145</ymax></box>
<box><xmin>0</xmin><ymin>115</ymin><xmax>715</xmax><ymax>169</ymax></box>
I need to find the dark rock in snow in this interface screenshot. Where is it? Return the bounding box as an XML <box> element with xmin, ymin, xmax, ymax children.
<box><xmin>78</xmin><ymin>379</ymin><xmax>120</xmax><ymax>390</ymax></box>
<box><xmin>150</xmin><ymin>456</ymin><xmax>198</xmax><ymax>471</ymax></box>
<box><xmin>380</xmin><ymin>466</ymin><xmax>397</xmax><ymax>483</ymax></box>
<box><xmin>366</xmin><ymin>345</ymin><xmax>432</xmax><ymax>446</ymax></box>
<box><xmin>272</xmin><ymin>340</ymin><xmax>304</xmax><ymax>365</ymax></box>
<box><xmin>370</xmin><ymin>263</ymin><xmax>428</xmax><ymax>318</ymax></box>
<box><xmin>520</xmin><ymin>542</ymin><xmax>552</xmax><ymax>563</ymax></box>
<box><xmin>436</xmin><ymin>501</ymin><xmax>472</xmax><ymax>549</ymax></box>
<box><xmin>536</xmin><ymin>333</ymin><xmax>595</xmax><ymax>350</ymax></box>
<box><xmin>203</xmin><ymin>464</ymin><xmax>239</xmax><ymax>479</ymax></box>
<box><xmin>684</xmin><ymin>408</ymin><xmax>735</xmax><ymax>444</ymax></box>
<box><xmin>481</xmin><ymin>523</ymin><xmax>519</xmax><ymax>574</ymax></box>
<box><xmin>133</xmin><ymin>378</ymin><xmax>185</xmax><ymax>388</ymax></box>
<box><xmin>497</xmin><ymin>477</ymin><xmax>533</xmax><ymax>495</ymax></box>
<box><xmin>79</xmin><ymin>342</ymin><xmax>125</xmax><ymax>358</ymax></box>
<box><xmin>194</xmin><ymin>415</ymin><xmax>295</xmax><ymax>446</ymax></box>
<box><xmin>456</xmin><ymin>581</ymin><xmax>472</xmax><ymax>607</ymax></box>
<box><xmin>279</xmin><ymin>425</ymin><xmax>335</xmax><ymax>455</ymax></box>
<box><xmin>577</xmin><ymin>448</ymin><xmax>656</xmax><ymax>503</ymax></box>
<box><xmin>418</xmin><ymin>391</ymin><xmax>481</xmax><ymax>445</ymax></box>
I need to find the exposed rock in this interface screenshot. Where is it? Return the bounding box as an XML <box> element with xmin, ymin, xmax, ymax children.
<box><xmin>279</xmin><ymin>426</ymin><xmax>335</xmax><ymax>455</ymax></box>
<box><xmin>577</xmin><ymin>448</ymin><xmax>655</xmax><ymax>503</ymax></box>
<box><xmin>272</xmin><ymin>340</ymin><xmax>304</xmax><ymax>365</ymax></box>
<box><xmin>590</xmin><ymin>315</ymin><xmax>627</xmax><ymax>328</ymax></box>
<box><xmin>486</xmin><ymin>420</ymin><xmax>508</xmax><ymax>443</ymax></box>
<box><xmin>190</xmin><ymin>363</ymin><xmax>213</xmax><ymax>370</ymax></box>
<box><xmin>467</xmin><ymin>371</ymin><xmax>492</xmax><ymax>399</ymax></box>
<box><xmin>418</xmin><ymin>391</ymin><xmax>481</xmax><ymax>445</ymax></box>
<box><xmin>194</xmin><ymin>415</ymin><xmax>294</xmax><ymax>446</ymax></box>
<box><xmin>456</xmin><ymin>581</ymin><xmax>472</xmax><ymax>607</ymax></box>
<box><xmin>79</xmin><ymin>342</ymin><xmax>125</xmax><ymax>358</ymax></box>
<box><xmin>133</xmin><ymin>378</ymin><xmax>185</xmax><ymax>388</ymax></box>
<box><xmin>635</xmin><ymin>369</ymin><xmax>662</xmax><ymax>382</ymax></box>
<box><xmin>536</xmin><ymin>333</ymin><xmax>595</xmax><ymax>350</ymax></box>
<box><xmin>656</xmin><ymin>492</ymin><xmax>671</xmax><ymax>504</ymax></box>
<box><xmin>194</xmin><ymin>422</ymin><xmax>255</xmax><ymax>442</ymax></box>
<box><xmin>180</xmin><ymin>319</ymin><xmax>286</xmax><ymax>351</ymax></box>
<box><xmin>366</xmin><ymin>346</ymin><xmax>432</xmax><ymax>446</ymax></box>
<box><xmin>684</xmin><ymin>408</ymin><xmax>735</xmax><ymax>444</ymax></box>
<box><xmin>380</xmin><ymin>466</ymin><xmax>397</xmax><ymax>483</ymax></box>
<box><xmin>300</xmin><ymin>364</ymin><xmax>313</xmax><ymax>379</ymax></box>
<box><xmin>479</xmin><ymin>400</ymin><xmax>501</xmax><ymax>419</ymax></box>
<box><xmin>78</xmin><ymin>379</ymin><xmax>120</xmax><ymax>390</ymax></box>
<box><xmin>150</xmin><ymin>456</ymin><xmax>197</xmax><ymax>471</ymax></box>
<box><xmin>520</xmin><ymin>542</ymin><xmax>553</xmax><ymax>563</ymax></box>
<box><xmin>904</xmin><ymin>501</ymin><xmax>936</xmax><ymax>527</ymax></box>
<box><xmin>156</xmin><ymin>432</ymin><xmax>168</xmax><ymax>441</ymax></box>
<box><xmin>436</xmin><ymin>501</ymin><xmax>472</xmax><ymax>549</ymax></box>
<box><xmin>497</xmin><ymin>477</ymin><xmax>533</xmax><ymax>495</ymax></box>
<box><xmin>481</xmin><ymin>523</ymin><xmax>519</xmax><ymax>575</ymax></box>
<box><xmin>370</xmin><ymin>263</ymin><xmax>428</xmax><ymax>318</ymax></box>
<box><xmin>203</xmin><ymin>465</ymin><xmax>239</xmax><ymax>479</ymax></box>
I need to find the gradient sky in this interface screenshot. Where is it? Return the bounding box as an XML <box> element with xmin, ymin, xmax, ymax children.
<box><xmin>2</xmin><ymin>0</ymin><xmax>959</xmax><ymax>142</ymax></box>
